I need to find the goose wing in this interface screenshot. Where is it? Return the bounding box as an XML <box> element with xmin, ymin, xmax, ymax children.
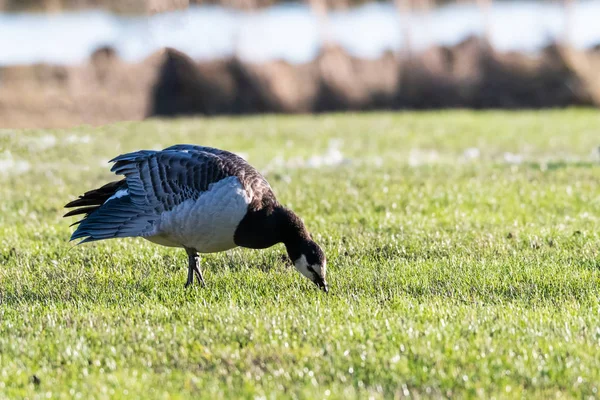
<box><xmin>70</xmin><ymin>148</ymin><xmax>244</xmax><ymax>244</ymax></box>
<box><xmin>110</xmin><ymin>149</ymin><xmax>235</xmax><ymax>211</ymax></box>
<box><xmin>163</xmin><ymin>144</ymin><xmax>274</xmax><ymax>210</ymax></box>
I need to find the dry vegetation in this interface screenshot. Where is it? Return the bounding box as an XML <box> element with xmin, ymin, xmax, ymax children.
<box><xmin>1</xmin><ymin>39</ymin><xmax>600</xmax><ymax>128</ymax></box>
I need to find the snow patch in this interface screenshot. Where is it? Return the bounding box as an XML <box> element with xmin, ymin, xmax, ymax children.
<box><xmin>66</xmin><ymin>134</ymin><xmax>92</xmax><ymax>144</ymax></box>
<box><xmin>263</xmin><ymin>139</ymin><xmax>350</xmax><ymax>173</ymax></box>
<box><xmin>503</xmin><ymin>152</ymin><xmax>524</xmax><ymax>165</ymax></box>
<box><xmin>462</xmin><ymin>147</ymin><xmax>481</xmax><ymax>161</ymax></box>
<box><xmin>37</xmin><ymin>134</ymin><xmax>57</xmax><ymax>150</ymax></box>
<box><xmin>18</xmin><ymin>134</ymin><xmax>57</xmax><ymax>150</ymax></box>
<box><xmin>0</xmin><ymin>151</ymin><xmax>30</xmax><ymax>175</ymax></box>
<box><xmin>408</xmin><ymin>149</ymin><xmax>440</xmax><ymax>167</ymax></box>
<box><xmin>306</xmin><ymin>140</ymin><xmax>348</xmax><ymax>168</ymax></box>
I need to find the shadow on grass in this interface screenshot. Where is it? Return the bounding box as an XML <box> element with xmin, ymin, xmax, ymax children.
<box><xmin>521</xmin><ymin>161</ymin><xmax>599</xmax><ymax>171</ymax></box>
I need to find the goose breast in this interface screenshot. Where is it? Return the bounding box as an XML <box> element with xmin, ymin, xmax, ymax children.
<box><xmin>146</xmin><ymin>176</ymin><xmax>251</xmax><ymax>252</ymax></box>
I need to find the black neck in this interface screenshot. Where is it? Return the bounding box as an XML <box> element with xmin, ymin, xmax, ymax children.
<box><xmin>233</xmin><ymin>204</ymin><xmax>310</xmax><ymax>250</ymax></box>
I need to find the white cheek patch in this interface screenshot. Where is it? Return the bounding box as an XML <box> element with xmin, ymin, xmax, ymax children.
<box><xmin>294</xmin><ymin>254</ymin><xmax>313</xmax><ymax>280</ymax></box>
<box><xmin>319</xmin><ymin>260</ymin><xmax>326</xmax><ymax>278</ymax></box>
<box><xmin>295</xmin><ymin>255</ymin><xmax>327</xmax><ymax>283</ymax></box>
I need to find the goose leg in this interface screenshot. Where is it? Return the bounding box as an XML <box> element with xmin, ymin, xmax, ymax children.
<box><xmin>185</xmin><ymin>249</ymin><xmax>205</xmax><ymax>288</ymax></box>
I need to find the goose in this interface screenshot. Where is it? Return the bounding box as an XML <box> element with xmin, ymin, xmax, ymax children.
<box><xmin>64</xmin><ymin>144</ymin><xmax>328</xmax><ymax>292</ymax></box>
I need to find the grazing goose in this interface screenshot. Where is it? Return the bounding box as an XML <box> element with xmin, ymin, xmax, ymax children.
<box><xmin>64</xmin><ymin>144</ymin><xmax>328</xmax><ymax>292</ymax></box>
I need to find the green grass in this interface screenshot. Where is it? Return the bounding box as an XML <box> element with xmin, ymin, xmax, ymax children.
<box><xmin>1</xmin><ymin>110</ymin><xmax>600</xmax><ymax>399</ymax></box>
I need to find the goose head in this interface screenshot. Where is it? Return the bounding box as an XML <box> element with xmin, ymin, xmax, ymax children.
<box><xmin>287</xmin><ymin>239</ymin><xmax>328</xmax><ymax>292</ymax></box>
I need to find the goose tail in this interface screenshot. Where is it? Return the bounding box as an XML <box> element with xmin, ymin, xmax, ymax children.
<box><xmin>64</xmin><ymin>179</ymin><xmax>153</xmax><ymax>244</ymax></box>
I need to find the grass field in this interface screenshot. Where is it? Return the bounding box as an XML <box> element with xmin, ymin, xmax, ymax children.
<box><xmin>1</xmin><ymin>110</ymin><xmax>600</xmax><ymax>399</ymax></box>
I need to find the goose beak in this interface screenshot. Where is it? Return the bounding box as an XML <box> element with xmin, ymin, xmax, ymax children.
<box><xmin>318</xmin><ymin>280</ymin><xmax>329</xmax><ymax>293</ymax></box>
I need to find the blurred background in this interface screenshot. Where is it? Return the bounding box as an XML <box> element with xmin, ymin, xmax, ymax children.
<box><xmin>0</xmin><ymin>0</ymin><xmax>599</xmax><ymax>128</ymax></box>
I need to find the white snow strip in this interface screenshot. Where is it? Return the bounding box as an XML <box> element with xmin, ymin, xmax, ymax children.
<box><xmin>1</xmin><ymin>1</ymin><xmax>599</xmax><ymax>66</ymax></box>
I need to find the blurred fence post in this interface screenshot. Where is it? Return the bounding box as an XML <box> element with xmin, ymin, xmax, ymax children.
<box><xmin>476</xmin><ymin>0</ymin><xmax>492</xmax><ymax>43</ymax></box>
<box><xmin>394</xmin><ymin>0</ymin><xmax>413</xmax><ymax>58</ymax></box>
